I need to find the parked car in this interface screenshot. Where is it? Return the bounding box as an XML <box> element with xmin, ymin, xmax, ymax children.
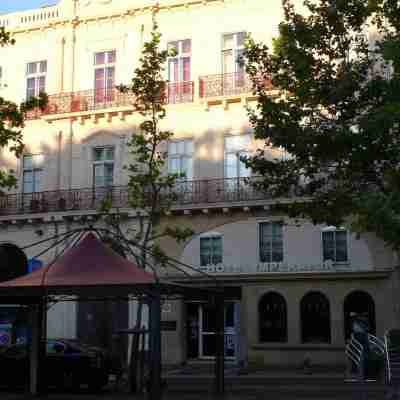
<box><xmin>0</xmin><ymin>339</ymin><xmax>112</xmax><ymax>391</ymax></box>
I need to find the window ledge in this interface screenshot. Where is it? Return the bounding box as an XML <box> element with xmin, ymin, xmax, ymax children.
<box><xmin>252</xmin><ymin>343</ymin><xmax>343</xmax><ymax>351</ymax></box>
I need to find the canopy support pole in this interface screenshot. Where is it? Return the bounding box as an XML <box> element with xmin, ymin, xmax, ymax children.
<box><xmin>30</xmin><ymin>300</ymin><xmax>45</xmax><ymax>396</ymax></box>
<box><xmin>149</xmin><ymin>289</ymin><xmax>162</xmax><ymax>400</ymax></box>
<box><xmin>214</xmin><ymin>293</ymin><xmax>225</xmax><ymax>394</ymax></box>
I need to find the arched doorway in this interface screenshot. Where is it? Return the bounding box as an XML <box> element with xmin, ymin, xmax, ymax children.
<box><xmin>259</xmin><ymin>292</ymin><xmax>287</xmax><ymax>342</ymax></box>
<box><xmin>344</xmin><ymin>290</ymin><xmax>376</xmax><ymax>340</ymax></box>
<box><xmin>301</xmin><ymin>291</ymin><xmax>331</xmax><ymax>343</ymax></box>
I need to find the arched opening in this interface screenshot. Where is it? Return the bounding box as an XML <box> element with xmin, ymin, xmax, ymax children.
<box><xmin>0</xmin><ymin>243</ymin><xmax>28</xmax><ymax>282</ymax></box>
<box><xmin>344</xmin><ymin>290</ymin><xmax>376</xmax><ymax>340</ymax></box>
<box><xmin>301</xmin><ymin>291</ymin><xmax>331</xmax><ymax>343</ymax></box>
<box><xmin>259</xmin><ymin>292</ymin><xmax>287</xmax><ymax>342</ymax></box>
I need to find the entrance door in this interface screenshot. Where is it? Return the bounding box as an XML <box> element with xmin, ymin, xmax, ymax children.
<box><xmin>186</xmin><ymin>302</ymin><xmax>238</xmax><ymax>360</ymax></box>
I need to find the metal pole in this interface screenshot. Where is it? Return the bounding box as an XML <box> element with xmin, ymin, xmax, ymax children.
<box><xmin>214</xmin><ymin>293</ymin><xmax>225</xmax><ymax>394</ymax></box>
<box><xmin>149</xmin><ymin>290</ymin><xmax>162</xmax><ymax>400</ymax></box>
<box><xmin>29</xmin><ymin>300</ymin><xmax>45</xmax><ymax>395</ymax></box>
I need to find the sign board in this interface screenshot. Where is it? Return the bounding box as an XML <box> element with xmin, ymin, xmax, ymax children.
<box><xmin>0</xmin><ymin>323</ymin><xmax>12</xmax><ymax>346</ymax></box>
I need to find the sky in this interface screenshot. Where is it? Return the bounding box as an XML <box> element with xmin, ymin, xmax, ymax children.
<box><xmin>0</xmin><ymin>0</ymin><xmax>58</xmax><ymax>14</ymax></box>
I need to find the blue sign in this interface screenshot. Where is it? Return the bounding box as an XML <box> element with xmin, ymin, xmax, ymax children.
<box><xmin>28</xmin><ymin>259</ymin><xmax>43</xmax><ymax>273</ymax></box>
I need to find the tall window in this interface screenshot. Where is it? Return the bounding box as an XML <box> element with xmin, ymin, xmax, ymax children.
<box><xmin>22</xmin><ymin>154</ymin><xmax>44</xmax><ymax>193</ymax></box>
<box><xmin>94</xmin><ymin>50</ymin><xmax>116</xmax><ymax>103</ymax></box>
<box><xmin>322</xmin><ymin>228</ymin><xmax>348</xmax><ymax>263</ymax></box>
<box><xmin>301</xmin><ymin>292</ymin><xmax>331</xmax><ymax>343</ymax></box>
<box><xmin>200</xmin><ymin>236</ymin><xmax>223</xmax><ymax>266</ymax></box>
<box><xmin>168</xmin><ymin>39</ymin><xmax>191</xmax><ymax>82</ymax></box>
<box><xmin>168</xmin><ymin>139</ymin><xmax>193</xmax><ymax>180</ymax></box>
<box><xmin>92</xmin><ymin>147</ymin><xmax>114</xmax><ymax>187</ymax></box>
<box><xmin>26</xmin><ymin>61</ymin><xmax>47</xmax><ymax>99</ymax></box>
<box><xmin>259</xmin><ymin>222</ymin><xmax>283</xmax><ymax>263</ymax></box>
<box><xmin>224</xmin><ymin>135</ymin><xmax>251</xmax><ymax>179</ymax></box>
<box><xmin>259</xmin><ymin>292</ymin><xmax>287</xmax><ymax>342</ymax></box>
<box><xmin>222</xmin><ymin>32</ymin><xmax>246</xmax><ymax>75</ymax></box>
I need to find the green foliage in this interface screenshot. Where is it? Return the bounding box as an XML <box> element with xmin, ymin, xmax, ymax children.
<box><xmin>0</xmin><ymin>28</ymin><xmax>48</xmax><ymax>192</ymax></box>
<box><xmin>112</xmin><ymin>16</ymin><xmax>193</xmax><ymax>267</ymax></box>
<box><xmin>244</xmin><ymin>0</ymin><xmax>400</xmax><ymax>249</ymax></box>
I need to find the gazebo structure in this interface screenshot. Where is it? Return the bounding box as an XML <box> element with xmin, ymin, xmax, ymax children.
<box><xmin>0</xmin><ymin>229</ymin><xmax>225</xmax><ymax>399</ymax></box>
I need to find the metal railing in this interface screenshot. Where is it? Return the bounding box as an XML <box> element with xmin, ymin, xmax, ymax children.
<box><xmin>25</xmin><ymin>82</ymin><xmax>194</xmax><ymax>119</ymax></box>
<box><xmin>384</xmin><ymin>330</ymin><xmax>400</xmax><ymax>384</ymax></box>
<box><xmin>199</xmin><ymin>72</ymin><xmax>253</xmax><ymax>98</ymax></box>
<box><xmin>346</xmin><ymin>334</ymin><xmax>364</xmax><ymax>379</ymax></box>
<box><xmin>0</xmin><ymin>177</ymin><xmax>278</xmax><ymax>216</ymax></box>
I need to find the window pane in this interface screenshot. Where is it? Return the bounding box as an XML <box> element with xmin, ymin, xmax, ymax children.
<box><xmin>94</xmin><ymin>165</ymin><xmax>104</xmax><ymax>187</ymax></box>
<box><xmin>185</xmin><ymin>140</ymin><xmax>193</xmax><ymax>154</ymax></box>
<box><xmin>182</xmin><ymin>57</ymin><xmax>191</xmax><ymax>81</ymax></box>
<box><xmin>94</xmin><ymin>68</ymin><xmax>105</xmax><ymax>90</ymax></box>
<box><xmin>104</xmin><ymin>164</ymin><xmax>114</xmax><ymax>186</ymax></box>
<box><xmin>168</xmin><ymin>157</ymin><xmax>180</xmax><ymax>174</ymax></box>
<box><xmin>223</xmin><ymin>34</ymin><xmax>234</xmax><ymax>49</ymax></box>
<box><xmin>107</xmin><ymin>50</ymin><xmax>116</xmax><ymax>64</ymax></box>
<box><xmin>94</xmin><ymin>52</ymin><xmax>105</xmax><ymax>66</ymax></box>
<box><xmin>38</xmin><ymin>76</ymin><xmax>46</xmax><ymax>93</ymax></box>
<box><xmin>184</xmin><ymin>157</ymin><xmax>193</xmax><ymax>180</ymax></box>
<box><xmin>168</xmin><ymin>142</ymin><xmax>177</xmax><ymax>155</ymax></box>
<box><xmin>182</xmin><ymin>39</ymin><xmax>191</xmax><ymax>54</ymax></box>
<box><xmin>27</xmin><ymin>62</ymin><xmax>37</xmax><ymax>75</ymax></box>
<box><xmin>168</xmin><ymin>59</ymin><xmax>179</xmax><ymax>82</ymax></box>
<box><xmin>26</xmin><ymin>78</ymin><xmax>35</xmax><ymax>99</ymax></box>
<box><xmin>222</xmin><ymin>50</ymin><xmax>234</xmax><ymax>74</ymax></box>
<box><xmin>39</xmin><ymin>61</ymin><xmax>47</xmax><ymax>73</ymax></box>
<box><xmin>322</xmin><ymin>231</ymin><xmax>335</xmax><ymax>261</ymax></box>
<box><xmin>177</xmin><ymin>140</ymin><xmax>185</xmax><ymax>155</ymax></box>
<box><xmin>23</xmin><ymin>155</ymin><xmax>33</xmax><ymax>169</ymax></box>
<box><xmin>225</xmin><ymin>153</ymin><xmax>237</xmax><ymax>179</ymax></box>
<box><xmin>335</xmin><ymin>231</ymin><xmax>348</xmax><ymax>262</ymax></box>
<box><xmin>105</xmin><ymin>147</ymin><xmax>114</xmax><ymax>160</ymax></box>
<box><xmin>236</xmin><ymin>32</ymin><xmax>246</xmax><ymax>47</ymax></box>
<box><xmin>33</xmin><ymin>171</ymin><xmax>41</xmax><ymax>192</ymax></box>
<box><xmin>93</xmin><ymin>148</ymin><xmax>104</xmax><ymax>161</ymax></box>
<box><xmin>23</xmin><ymin>171</ymin><xmax>34</xmax><ymax>193</ymax></box>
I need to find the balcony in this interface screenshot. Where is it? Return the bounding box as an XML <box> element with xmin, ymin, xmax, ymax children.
<box><xmin>0</xmin><ymin>177</ymin><xmax>280</xmax><ymax>218</ymax></box>
<box><xmin>26</xmin><ymin>82</ymin><xmax>195</xmax><ymax>120</ymax></box>
<box><xmin>199</xmin><ymin>72</ymin><xmax>253</xmax><ymax>98</ymax></box>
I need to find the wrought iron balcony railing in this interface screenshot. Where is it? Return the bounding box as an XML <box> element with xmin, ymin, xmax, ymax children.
<box><xmin>199</xmin><ymin>72</ymin><xmax>274</xmax><ymax>98</ymax></box>
<box><xmin>199</xmin><ymin>72</ymin><xmax>253</xmax><ymax>98</ymax></box>
<box><xmin>26</xmin><ymin>82</ymin><xmax>195</xmax><ymax>119</ymax></box>
<box><xmin>0</xmin><ymin>177</ymin><xmax>277</xmax><ymax>216</ymax></box>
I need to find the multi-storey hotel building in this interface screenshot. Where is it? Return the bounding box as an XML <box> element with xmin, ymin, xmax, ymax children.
<box><xmin>0</xmin><ymin>0</ymin><xmax>398</xmax><ymax>370</ymax></box>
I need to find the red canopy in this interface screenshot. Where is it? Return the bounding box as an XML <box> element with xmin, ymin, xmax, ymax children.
<box><xmin>0</xmin><ymin>232</ymin><xmax>157</xmax><ymax>299</ymax></box>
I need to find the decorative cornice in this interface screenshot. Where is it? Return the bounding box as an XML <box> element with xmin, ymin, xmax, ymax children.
<box><xmin>9</xmin><ymin>0</ymin><xmax>225</xmax><ymax>35</ymax></box>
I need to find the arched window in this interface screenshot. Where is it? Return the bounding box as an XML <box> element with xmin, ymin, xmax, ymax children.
<box><xmin>259</xmin><ymin>292</ymin><xmax>287</xmax><ymax>342</ymax></box>
<box><xmin>344</xmin><ymin>291</ymin><xmax>376</xmax><ymax>340</ymax></box>
<box><xmin>301</xmin><ymin>291</ymin><xmax>331</xmax><ymax>343</ymax></box>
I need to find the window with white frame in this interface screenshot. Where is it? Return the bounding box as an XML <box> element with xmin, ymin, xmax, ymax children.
<box><xmin>26</xmin><ymin>61</ymin><xmax>47</xmax><ymax>99</ymax></box>
<box><xmin>222</xmin><ymin>32</ymin><xmax>246</xmax><ymax>75</ymax></box>
<box><xmin>167</xmin><ymin>39</ymin><xmax>191</xmax><ymax>82</ymax></box>
<box><xmin>322</xmin><ymin>228</ymin><xmax>348</xmax><ymax>263</ymax></box>
<box><xmin>94</xmin><ymin>50</ymin><xmax>116</xmax><ymax>103</ymax></box>
<box><xmin>22</xmin><ymin>154</ymin><xmax>44</xmax><ymax>193</ymax></box>
<box><xmin>200</xmin><ymin>236</ymin><xmax>223</xmax><ymax>266</ymax></box>
<box><xmin>92</xmin><ymin>147</ymin><xmax>115</xmax><ymax>187</ymax></box>
<box><xmin>259</xmin><ymin>222</ymin><xmax>283</xmax><ymax>263</ymax></box>
<box><xmin>224</xmin><ymin>135</ymin><xmax>251</xmax><ymax>179</ymax></box>
<box><xmin>168</xmin><ymin>139</ymin><xmax>193</xmax><ymax>180</ymax></box>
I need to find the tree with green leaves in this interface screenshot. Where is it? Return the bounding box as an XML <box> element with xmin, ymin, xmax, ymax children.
<box><xmin>103</xmin><ymin>16</ymin><xmax>192</xmax><ymax>392</ymax></box>
<box><xmin>243</xmin><ymin>0</ymin><xmax>400</xmax><ymax>249</ymax></box>
<box><xmin>0</xmin><ymin>27</ymin><xmax>47</xmax><ymax>191</ymax></box>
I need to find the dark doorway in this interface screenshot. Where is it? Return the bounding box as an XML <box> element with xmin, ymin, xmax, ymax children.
<box><xmin>344</xmin><ymin>290</ymin><xmax>376</xmax><ymax>340</ymax></box>
<box><xmin>301</xmin><ymin>291</ymin><xmax>331</xmax><ymax>343</ymax></box>
<box><xmin>259</xmin><ymin>292</ymin><xmax>287</xmax><ymax>342</ymax></box>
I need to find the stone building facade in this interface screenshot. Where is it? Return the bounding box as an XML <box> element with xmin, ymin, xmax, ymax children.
<box><xmin>0</xmin><ymin>0</ymin><xmax>398</xmax><ymax>370</ymax></box>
